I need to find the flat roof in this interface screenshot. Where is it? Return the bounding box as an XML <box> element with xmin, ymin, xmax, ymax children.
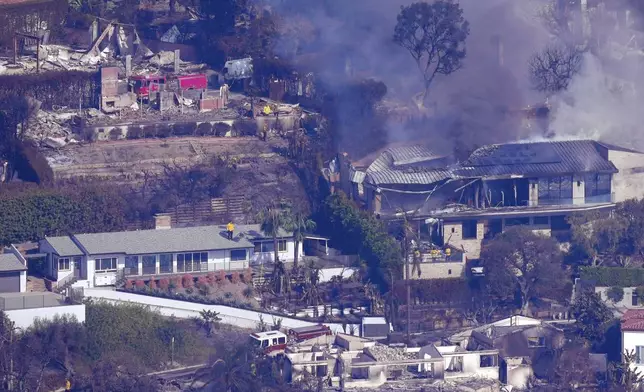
<box><xmin>363</xmin><ymin>316</ymin><xmax>387</xmax><ymax>325</ymax></box>
<box><xmin>45</xmin><ymin>224</ymin><xmax>292</xmax><ymax>256</ymax></box>
<box><xmin>0</xmin><ymin>253</ymin><xmax>27</xmax><ymax>272</ymax></box>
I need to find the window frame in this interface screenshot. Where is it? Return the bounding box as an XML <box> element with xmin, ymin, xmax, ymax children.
<box><xmin>230</xmin><ymin>249</ymin><xmax>247</xmax><ymax>261</ymax></box>
<box><xmin>636</xmin><ymin>346</ymin><xmax>644</xmax><ymax>364</ymax></box>
<box><xmin>254</xmin><ymin>241</ymin><xmax>287</xmax><ymax>253</ymax></box>
<box><xmin>159</xmin><ymin>254</ymin><xmax>173</xmax><ymax>274</ymax></box>
<box><xmin>533</xmin><ymin>216</ymin><xmax>549</xmax><ymax>225</ymax></box>
<box><xmin>57</xmin><ymin>257</ymin><xmax>70</xmax><ymax>271</ymax></box>
<box><xmin>177</xmin><ymin>252</ymin><xmax>208</xmax><ymax>272</ymax></box>
<box><xmin>94</xmin><ymin>257</ymin><xmax>117</xmax><ymax>273</ymax></box>
<box><xmin>461</xmin><ymin>220</ymin><xmax>478</xmax><ymax>239</ymax></box>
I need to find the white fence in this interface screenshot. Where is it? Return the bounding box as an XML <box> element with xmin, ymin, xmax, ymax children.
<box><xmin>6</xmin><ymin>304</ymin><xmax>86</xmax><ymax>329</ymax></box>
<box><xmin>84</xmin><ymin>289</ymin><xmax>360</xmax><ymax>335</ymax></box>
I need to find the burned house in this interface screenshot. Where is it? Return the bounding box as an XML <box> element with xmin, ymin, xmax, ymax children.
<box><xmin>284</xmin><ymin>333</ymin><xmax>499</xmax><ymax>389</ymax></box>
<box><xmin>450</xmin><ymin>315</ymin><xmax>565</xmax><ymax>389</ymax></box>
<box><xmin>336</xmin><ymin>140</ymin><xmax>644</xmax><ymax>266</ymax></box>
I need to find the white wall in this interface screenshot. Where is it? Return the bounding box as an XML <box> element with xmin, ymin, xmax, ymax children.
<box><xmin>19</xmin><ymin>271</ymin><xmax>26</xmax><ymax>293</ymax></box>
<box><xmin>319</xmin><ymin>267</ymin><xmax>356</xmax><ymax>283</ymax></box>
<box><xmin>84</xmin><ymin>289</ymin><xmax>360</xmax><ymax>335</ymax></box>
<box><xmin>5</xmin><ymin>304</ymin><xmax>86</xmax><ymax>329</ymax></box>
<box><xmin>250</xmin><ymin>240</ymin><xmax>301</xmax><ymax>265</ymax></box>
<box><xmin>623</xmin><ymin>331</ymin><xmax>644</xmax><ymax>372</ymax></box>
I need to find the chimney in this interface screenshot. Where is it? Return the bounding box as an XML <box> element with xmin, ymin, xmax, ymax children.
<box><xmin>154</xmin><ymin>214</ymin><xmax>172</xmax><ymax>230</ymax></box>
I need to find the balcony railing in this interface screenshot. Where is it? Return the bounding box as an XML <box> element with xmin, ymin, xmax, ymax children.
<box><xmin>534</xmin><ymin>193</ymin><xmax>614</xmax><ymax>206</ymax></box>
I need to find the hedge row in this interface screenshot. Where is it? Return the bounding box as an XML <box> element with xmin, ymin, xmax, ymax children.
<box><xmin>0</xmin><ymin>71</ymin><xmax>99</xmax><ymax>110</ymax></box>
<box><xmin>580</xmin><ymin>266</ymin><xmax>644</xmax><ymax>287</ymax></box>
<box><xmin>393</xmin><ymin>278</ymin><xmax>470</xmax><ymax>305</ymax></box>
<box><xmin>90</xmin><ymin>120</ymin><xmax>258</xmax><ymax>141</ymax></box>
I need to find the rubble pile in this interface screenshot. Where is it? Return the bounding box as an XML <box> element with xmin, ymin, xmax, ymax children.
<box><xmin>366</xmin><ymin>344</ymin><xmax>417</xmax><ymax>362</ymax></box>
<box><xmin>351</xmin><ymin>378</ymin><xmax>500</xmax><ymax>392</ymax></box>
<box><xmin>27</xmin><ymin>110</ymin><xmax>78</xmax><ymax>145</ymax></box>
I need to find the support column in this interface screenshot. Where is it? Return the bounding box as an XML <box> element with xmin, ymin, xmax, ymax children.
<box><xmin>155</xmin><ymin>257</ymin><xmax>160</xmax><ymax>275</ymax></box>
<box><xmin>172</xmin><ymin>255</ymin><xmax>177</xmax><ymax>273</ymax></box>
<box><xmin>137</xmin><ymin>258</ymin><xmax>142</xmax><ymax>275</ymax></box>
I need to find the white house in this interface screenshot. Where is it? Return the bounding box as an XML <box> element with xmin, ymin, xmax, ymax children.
<box><xmin>0</xmin><ymin>249</ymin><xmax>28</xmax><ymax>293</ymax></box>
<box><xmin>39</xmin><ymin>223</ymin><xmax>302</xmax><ymax>289</ymax></box>
<box><xmin>621</xmin><ymin>309</ymin><xmax>644</xmax><ymax>372</ymax></box>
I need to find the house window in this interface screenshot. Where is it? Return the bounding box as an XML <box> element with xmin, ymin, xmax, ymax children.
<box><xmin>124</xmin><ymin>255</ymin><xmax>138</xmax><ymax>276</ymax></box>
<box><xmin>95</xmin><ymin>257</ymin><xmax>117</xmax><ymax>272</ymax></box>
<box><xmin>533</xmin><ymin>216</ymin><xmax>549</xmax><ymax>225</ymax></box>
<box><xmin>159</xmin><ymin>254</ymin><xmax>173</xmax><ymax>273</ymax></box>
<box><xmin>57</xmin><ymin>257</ymin><xmax>70</xmax><ymax>271</ymax></box>
<box><xmin>506</xmin><ymin>217</ymin><xmax>530</xmax><ymax>226</ymax></box>
<box><xmin>462</xmin><ymin>220</ymin><xmax>477</xmax><ymax>239</ymax></box>
<box><xmin>538</xmin><ymin>176</ymin><xmax>573</xmax><ymax>203</ymax></box>
<box><xmin>142</xmin><ymin>255</ymin><xmax>156</xmax><ymax>275</ymax></box>
<box><xmin>230</xmin><ymin>249</ymin><xmax>247</xmax><ymax>261</ymax></box>
<box><xmin>254</xmin><ymin>241</ymin><xmax>287</xmax><ymax>253</ymax></box>
<box><xmin>633</xmin><ymin>292</ymin><xmax>640</xmax><ymax>307</ymax></box>
<box><xmin>480</xmin><ymin>354</ymin><xmax>498</xmax><ymax>368</ymax></box>
<box><xmin>527</xmin><ymin>337</ymin><xmax>546</xmax><ymax>347</ymax></box>
<box><xmin>637</xmin><ymin>346</ymin><xmax>644</xmax><ymax>364</ymax></box>
<box><xmin>177</xmin><ymin>252</ymin><xmax>208</xmax><ymax>272</ymax></box>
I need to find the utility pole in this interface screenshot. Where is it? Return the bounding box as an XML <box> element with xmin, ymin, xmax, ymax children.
<box><xmin>171</xmin><ymin>336</ymin><xmax>175</xmax><ymax>366</ymax></box>
<box><xmin>405</xmin><ymin>225</ymin><xmax>411</xmax><ymax>344</ymax></box>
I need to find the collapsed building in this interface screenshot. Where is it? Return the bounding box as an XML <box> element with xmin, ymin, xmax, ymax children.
<box><xmin>332</xmin><ymin>139</ymin><xmax>644</xmax><ymax>276</ymax></box>
<box><xmin>284</xmin><ymin>333</ymin><xmax>500</xmax><ymax>389</ymax></box>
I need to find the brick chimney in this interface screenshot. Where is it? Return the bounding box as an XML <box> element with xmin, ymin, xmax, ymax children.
<box><xmin>154</xmin><ymin>214</ymin><xmax>172</xmax><ymax>230</ymax></box>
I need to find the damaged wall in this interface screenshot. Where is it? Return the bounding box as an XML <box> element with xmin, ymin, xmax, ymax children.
<box><xmin>0</xmin><ymin>0</ymin><xmax>66</xmax><ymax>47</ymax></box>
<box><xmin>0</xmin><ymin>71</ymin><xmax>99</xmax><ymax>109</ymax></box>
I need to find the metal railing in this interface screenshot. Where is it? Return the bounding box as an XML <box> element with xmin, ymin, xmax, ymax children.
<box><xmin>0</xmin><ymin>294</ymin><xmax>66</xmax><ymax>311</ymax></box>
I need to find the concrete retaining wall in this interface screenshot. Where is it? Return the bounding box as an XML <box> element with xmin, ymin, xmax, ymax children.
<box><xmin>84</xmin><ymin>289</ymin><xmax>360</xmax><ymax>335</ymax></box>
<box><xmin>6</xmin><ymin>304</ymin><xmax>86</xmax><ymax>329</ymax></box>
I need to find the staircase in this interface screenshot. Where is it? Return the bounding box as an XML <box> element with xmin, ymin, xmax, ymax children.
<box><xmin>53</xmin><ymin>277</ymin><xmax>78</xmax><ymax>294</ymax></box>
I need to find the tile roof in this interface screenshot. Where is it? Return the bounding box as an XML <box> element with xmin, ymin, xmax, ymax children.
<box><xmin>45</xmin><ymin>224</ymin><xmax>292</xmax><ymax>256</ymax></box>
<box><xmin>622</xmin><ymin>309</ymin><xmax>644</xmax><ymax>331</ymax></box>
<box><xmin>0</xmin><ymin>253</ymin><xmax>27</xmax><ymax>272</ymax></box>
<box><xmin>365</xmin><ymin>146</ymin><xmax>452</xmax><ymax>185</ymax></box>
<box><xmin>454</xmin><ymin>140</ymin><xmax>618</xmax><ymax>178</ymax></box>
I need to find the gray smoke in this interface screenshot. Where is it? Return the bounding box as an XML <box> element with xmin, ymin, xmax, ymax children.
<box><xmin>261</xmin><ymin>0</ymin><xmax>567</xmax><ymax>155</ymax></box>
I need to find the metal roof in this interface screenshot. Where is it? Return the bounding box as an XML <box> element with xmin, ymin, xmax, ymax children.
<box><xmin>455</xmin><ymin>140</ymin><xmax>618</xmax><ymax>177</ymax></box>
<box><xmin>365</xmin><ymin>146</ymin><xmax>451</xmax><ymax>185</ymax></box>
<box><xmin>0</xmin><ymin>254</ymin><xmax>27</xmax><ymax>272</ymax></box>
<box><xmin>45</xmin><ymin>224</ymin><xmax>292</xmax><ymax>256</ymax></box>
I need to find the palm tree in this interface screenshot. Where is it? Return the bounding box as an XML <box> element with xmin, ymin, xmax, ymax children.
<box><xmin>259</xmin><ymin>200</ymin><xmax>291</xmax><ymax>294</ymax></box>
<box><xmin>193</xmin><ymin>345</ymin><xmax>257</xmax><ymax>392</ymax></box>
<box><xmin>286</xmin><ymin>210</ymin><xmax>316</xmax><ymax>269</ymax></box>
<box><xmin>197</xmin><ymin>309</ymin><xmax>221</xmax><ymax>337</ymax></box>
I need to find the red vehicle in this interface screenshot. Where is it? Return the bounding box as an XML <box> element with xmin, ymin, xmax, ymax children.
<box><xmin>249</xmin><ymin>331</ymin><xmax>287</xmax><ymax>355</ymax></box>
<box><xmin>288</xmin><ymin>325</ymin><xmax>332</xmax><ymax>341</ymax></box>
<box><xmin>130</xmin><ymin>74</ymin><xmax>207</xmax><ymax>98</ymax></box>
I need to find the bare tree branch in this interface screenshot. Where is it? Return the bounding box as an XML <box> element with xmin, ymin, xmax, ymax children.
<box><xmin>529</xmin><ymin>44</ymin><xmax>583</xmax><ymax>93</ymax></box>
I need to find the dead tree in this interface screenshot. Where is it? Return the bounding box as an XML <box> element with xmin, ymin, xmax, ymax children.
<box><xmin>529</xmin><ymin>44</ymin><xmax>583</xmax><ymax>94</ymax></box>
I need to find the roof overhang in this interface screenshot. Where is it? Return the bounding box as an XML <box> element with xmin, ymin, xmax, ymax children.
<box><xmin>416</xmin><ymin>203</ymin><xmax>616</xmax><ymax>221</ymax></box>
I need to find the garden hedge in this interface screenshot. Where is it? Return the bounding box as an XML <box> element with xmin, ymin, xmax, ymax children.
<box><xmin>580</xmin><ymin>266</ymin><xmax>644</xmax><ymax>287</ymax></box>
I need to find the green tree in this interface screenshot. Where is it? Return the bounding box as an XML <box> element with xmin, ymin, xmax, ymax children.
<box><xmin>480</xmin><ymin>227</ymin><xmax>569</xmax><ymax>315</ymax></box>
<box><xmin>259</xmin><ymin>200</ymin><xmax>293</xmax><ymax>294</ymax></box>
<box><xmin>570</xmin><ymin>290</ymin><xmax>614</xmax><ymax>346</ymax></box>
<box><xmin>393</xmin><ymin>0</ymin><xmax>469</xmax><ymax>103</ymax></box>
<box><xmin>194</xmin><ymin>344</ymin><xmax>258</xmax><ymax>392</ymax></box>
<box><xmin>609</xmin><ymin>350</ymin><xmax>644</xmax><ymax>392</ymax></box>
<box><xmin>197</xmin><ymin>310</ymin><xmax>222</xmax><ymax>337</ymax></box>
<box><xmin>318</xmin><ymin>192</ymin><xmax>401</xmax><ymax>291</ymax></box>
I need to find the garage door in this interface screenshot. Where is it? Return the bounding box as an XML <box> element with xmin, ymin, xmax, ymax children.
<box><xmin>0</xmin><ymin>272</ymin><xmax>20</xmax><ymax>293</ymax></box>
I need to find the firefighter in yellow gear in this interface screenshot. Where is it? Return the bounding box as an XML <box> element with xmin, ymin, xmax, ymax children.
<box><xmin>65</xmin><ymin>379</ymin><xmax>71</xmax><ymax>391</ymax></box>
<box><xmin>227</xmin><ymin>221</ymin><xmax>235</xmax><ymax>240</ymax></box>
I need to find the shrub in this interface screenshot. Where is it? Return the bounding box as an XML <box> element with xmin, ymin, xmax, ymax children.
<box><xmin>109</xmin><ymin>127</ymin><xmax>123</xmax><ymax>141</ymax></box>
<box><xmin>159</xmin><ymin>278</ymin><xmax>170</xmax><ymax>290</ymax></box>
<box><xmin>127</xmin><ymin>126</ymin><xmax>143</xmax><ymax>139</ymax></box>
<box><xmin>135</xmin><ymin>280</ymin><xmax>146</xmax><ymax>290</ymax></box>
<box><xmin>185</xmin><ymin>287</ymin><xmax>194</xmax><ymax>294</ymax></box>
<box><xmin>173</xmin><ymin>122</ymin><xmax>196</xmax><ymax>136</ymax></box>
<box><xmin>198</xmin><ymin>284</ymin><xmax>211</xmax><ymax>296</ymax></box>
<box><xmin>606</xmin><ymin>286</ymin><xmax>625</xmax><ymax>303</ymax></box>
<box><xmin>217</xmin><ymin>270</ymin><xmax>227</xmax><ymax>285</ymax></box>
<box><xmin>207</xmin><ymin>272</ymin><xmax>216</xmax><ymax>286</ymax></box>
<box><xmin>197</xmin><ymin>276</ymin><xmax>208</xmax><ymax>288</ymax></box>
<box><xmin>224</xmin><ymin>292</ymin><xmax>233</xmax><ymax>299</ymax></box>
<box><xmin>231</xmin><ymin>271</ymin><xmax>240</xmax><ymax>284</ymax></box>
<box><xmin>156</xmin><ymin>124</ymin><xmax>173</xmax><ymax>138</ymax></box>
<box><xmin>170</xmin><ymin>277</ymin><xmax>182</xmax><ymax>290</ymax></box>
<box><xmin>232</xmin><ymin>120</ymin><xmax>257</xmax><ymax>136</ymax></box>
<box><xmin>196</xmin><ymin>122</ymin><xmax>213</xmax><ymax>136</ymax></box>
<box><xmin>580</xmin><ymin>267</ymin><xmax>644</xmax><ymax>287</ymax></box>
<box><xmin>214</xmin><ymin>122</ymin><xmax>231</xmax><ymax>136</ymax></box>
<box><xmin>243</xmin><ymin>287</ymin><xmax>254</xmax><ymax>298</ymax></box>
<box><xmin>124</xmin><ymin>279</ymin><xmax>134</xmax><ymax>290</ymax></box>
<box><xmin>182</xmin><ymin>274</ymin><xmax>194</xmax><ymax>289</ymax></box>
<box><xmin>142</xmin><ymin>124</ymin><xmax>157</xmax><ymax>138</ymax></box>
<box><xmin>148</xmin><ymin>278</ymin><xmax>157</xmax><ymax>290</ymax></box>
<box><xmin>242</xmin><ymin>267</ymin><xmax>253</xmax><ymax>283</ymax></box>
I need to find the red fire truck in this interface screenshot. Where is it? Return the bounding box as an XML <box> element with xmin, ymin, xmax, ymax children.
<box><xmin>249</xmin><ymin>331</ymin><xmax>287</xmax><ymax>355</ymax></box>
<box><xmin>130</xmin><ymin>74</ymin><xmax>208</xmax><ymax>98</ymax></box>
